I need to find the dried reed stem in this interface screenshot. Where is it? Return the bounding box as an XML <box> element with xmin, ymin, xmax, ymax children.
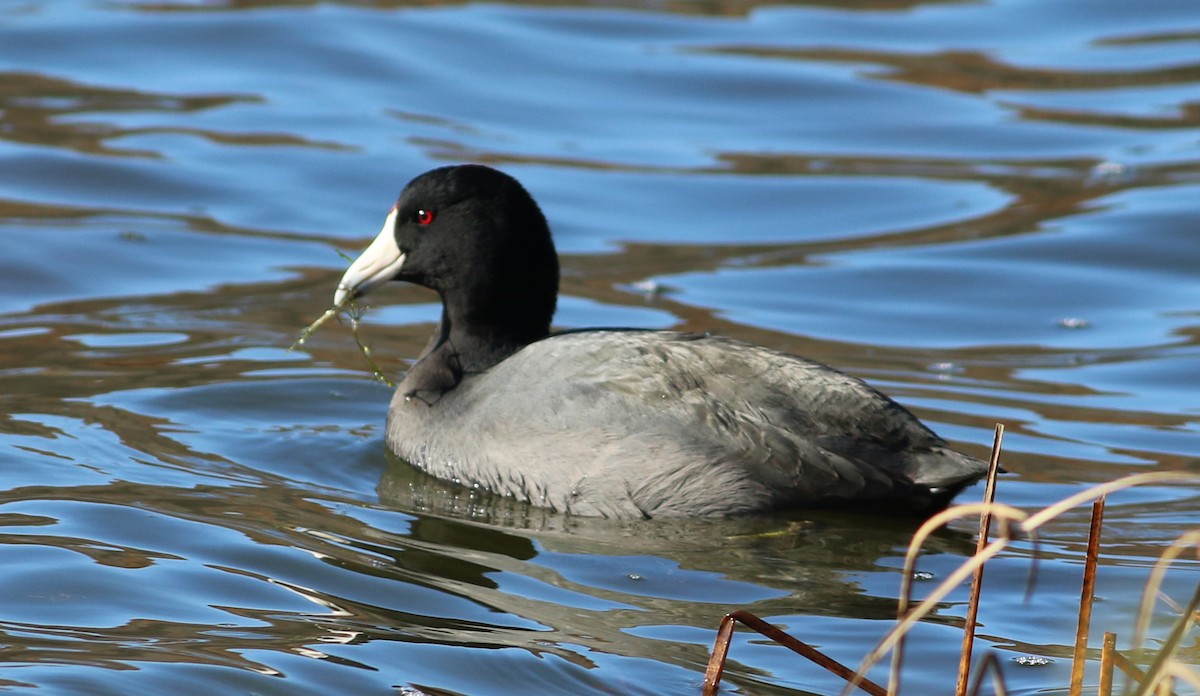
<box><xmin>954</xmin><ymin>423</ymin><xmax>1005</xmax><ymax>696</ymax></box>
<box><xmin>1070</xmin><ymin>495</ymin><xmax>1106</xmax><ymax>696</ymax></box>
<box><xmin>702</xmin><ymin>610</ymin><xmax>887</xmax><ymax>696</ymax></box>
<box><xmin>1111</xmin><ymin>647</ymin><xmax>1148</xmax><ymax>685</ymax></box>
<box><xmin>702</xmin><ymin>613</ymin><xmax>736</xmax><ymax>695</ymax></box>
<box><xmin>1099</xmin><ymin>631</ymin><xmax>1117</xmax><ymax>696</ymax></box>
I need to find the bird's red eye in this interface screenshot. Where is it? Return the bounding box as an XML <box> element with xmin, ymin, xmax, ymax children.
<box><xmin>417</xmin><ymin>209</ymin><xmax>435</xmax><ymax>226</ymax></box>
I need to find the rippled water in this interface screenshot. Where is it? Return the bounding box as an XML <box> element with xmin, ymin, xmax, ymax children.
<box><xmin>1</xmin><ymin>0</ymin><xmax>1198</xmax><ymax>693</ymax></box>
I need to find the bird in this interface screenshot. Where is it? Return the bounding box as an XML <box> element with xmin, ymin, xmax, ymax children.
<box><xmin>332</xmin><ymin>164</ymin><xmax>987</xmax><ymax>518</ymax></box>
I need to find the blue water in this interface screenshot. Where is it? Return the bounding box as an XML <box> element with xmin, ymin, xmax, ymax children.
<box><xmin>1</xmin><ymin>0</ymin><xmax>1198</xmax><ymax>693</ymax></box>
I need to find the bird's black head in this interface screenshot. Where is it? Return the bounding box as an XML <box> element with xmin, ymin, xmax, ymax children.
<box><xmin>336</xmin><ymin>164</ymin><xmax>560</xmax><ymax>355</ymax></box>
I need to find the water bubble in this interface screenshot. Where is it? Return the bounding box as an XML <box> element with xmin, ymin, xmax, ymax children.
<box><xmin>1057</xmin><ymin>317</ymin><xmax>1091</xmax><ymax>330</ymax></box>
<box><xmin>928</xmin><ymin>362</ymin><xmax>964</xmax><ymax>380</ymax></box>
<box><xmin>631</xmin><ymin>279</ymin><xmax>660</xmax><ymax>295</ymax></box>
<box><xmin>622</xmin><ymin>279</ymin><xmax>672</xmax><ymax>302</ymax></box>
<box><xmin>1011</xmin><ymin>655</ymin><xmax>1053</xmax><ymax>667</ymax></box>
<box><xmin>1087</xmin><ymin>160</ymin><xmax>1135</xmax><ymax>185</ymax></box>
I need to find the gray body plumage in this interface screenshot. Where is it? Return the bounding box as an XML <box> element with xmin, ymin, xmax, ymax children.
<box><xmin>387</xmin><ymin>330</ymin><xmax>985</xmax><ymax>518</ymax></box>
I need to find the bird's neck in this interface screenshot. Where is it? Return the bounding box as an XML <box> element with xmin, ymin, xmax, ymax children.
<box><xmin>404</xmin><ymin>287</ymin><xmax>552</xmax><ymax>402</ymax></box>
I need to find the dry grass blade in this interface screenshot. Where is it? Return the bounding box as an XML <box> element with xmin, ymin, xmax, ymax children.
<box><xmin>1131</xmin><ymin>580</ymin><xmax>1200</xmax><ymax>696</ymax></box>
<box><xmin>1165</xmin><ymin>663</ymin><xmax>1200</xmax><ymax>692</ymax></box>
<box><xmin>848</xmin><ymin>503</ymin><xmax>1027</xmax><ymax>696</ymax></box>
<box><xmin>1157</xmin><ymin>590</ymin><xmax>1194</xmax><ymax>617</ymax></box>
<box><xmin>1022</xmin><ymin>472</ymin><xmax>1200</xmax><ymax>531</ymax></box>
<box><xmin>955</xmin><ymin>423</ymin><xmax>1005</xmax><ymax>696</ymax></box>
<box><xmin>845</xmin><ymin>471</ymin><xmax>1200</xmax><ymax>696</ymax></box>
<box><xmin>1133</xmin><ymin>530</ymin><xmax>1200</xmax><ymax>657</ymax></box>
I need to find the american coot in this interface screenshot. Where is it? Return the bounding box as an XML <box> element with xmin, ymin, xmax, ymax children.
<box><xmin>334</xmin><ymin>164</ymin><xmax>987</xmax><ymax>518</ymax></box>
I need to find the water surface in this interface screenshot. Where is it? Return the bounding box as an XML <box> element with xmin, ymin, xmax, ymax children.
<box><xmin>1</xmin><ymin>0</ymin><xmax>1198</xmax><ymax>693</ymax></box>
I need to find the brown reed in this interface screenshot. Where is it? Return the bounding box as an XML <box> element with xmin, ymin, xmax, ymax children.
<box><xmin>701</xmin><ymin>424</ymin><xmax>1200</xmax><ymax>696</ymax></box>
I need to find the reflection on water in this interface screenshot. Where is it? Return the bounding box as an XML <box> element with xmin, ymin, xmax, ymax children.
<box><xmin>0</xmin><ymin>0</ymin><xmax>1197</xmax><ymax>693</ymax></box>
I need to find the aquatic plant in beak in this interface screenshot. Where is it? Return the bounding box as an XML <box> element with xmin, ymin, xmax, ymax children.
<box><xmin>291</xmin><ymin>247</ymin><xmax>395</xmax><ymax>388</ymax></box>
